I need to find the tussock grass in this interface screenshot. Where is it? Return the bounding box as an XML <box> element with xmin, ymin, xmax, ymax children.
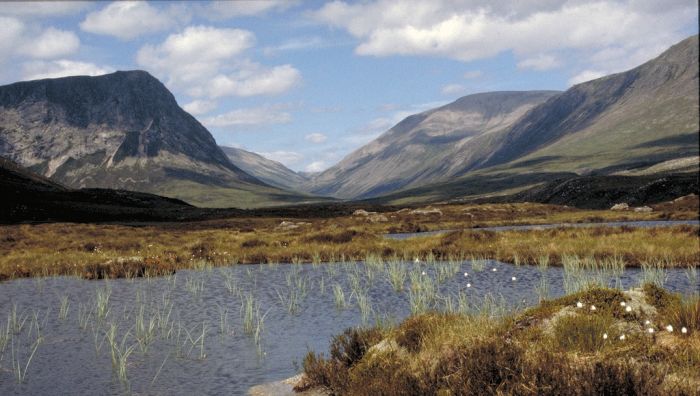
<box><xmin>0</xmin><ymin>203</ymin><xmax>697</xmax><ymax>281</ymax></box>
<box><xmin>301</xmin><ymin>287</ymin><xmax>700</xmax><ymax>395</ymax></box>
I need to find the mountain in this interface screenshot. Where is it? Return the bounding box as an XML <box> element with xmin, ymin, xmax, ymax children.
<box><xmin>306</xmin><ymin>90</ymin><xmax>560</xmax><ymax>199</ymax></box>
<box><xmin>220</xmin><ymin>146</ymin><xmax>308</xmax><ymax>190</ymax></box>
<box><xmin>313</xmin><ymin>34</ymin><xmax>698</xmax><ymax>201</ymax></box>
<box><xmin>0</xmin><ymin>70</ymin><xmax>314</xmax><ymax>208</ymax></box>
<box><xmin>482</xmin><ymin>35</ymin><xmax>699</xmax><ymax>174</ymax></box>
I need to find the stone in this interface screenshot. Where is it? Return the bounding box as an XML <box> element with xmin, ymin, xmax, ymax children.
<box><xmin>610</xmin><ymin>203</ymin><xmax>629</xmax><ymax>211</ymax></box>
<box><xmin>634</xmin><ymin>206</ymin><xmax>653</xmax><ymax>212</ymax></box>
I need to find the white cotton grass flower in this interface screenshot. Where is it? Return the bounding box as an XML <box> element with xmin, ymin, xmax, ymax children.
<box><xmin>625</xmin><ymin>306</ymin><xmax>632</xmax><ymax>312</ymax></box>
<box><xmin>511</xmin><ymin>276</ymin><xmax>517</xmax><ymax>281</ymax></box>
<box><xmin>590</xmin><ymin>305</ymin><xmax>597</xmax><ymax>311</ymax></box>
<box><xmin>492</xmin><ymin>268</ymin><xmax>497</xmax><ymax>272</ymax></box>
<box><xmin>464</xmin><ymin>272</ymin><xmax>468</xmax><ymax>277</ymax></box>
<box><xmin>666</xmin><ymin>325</ymin><xmax>674</xmax><ymax>332</ymax></box>
<box><xmin>644</xmin><ymin>320</ymin><xmax>651</xmax><ymax>325</ymax></box>
<box><xmin>619</xmin><ymin>334</ymin><xmax>626</xmax><ymax>340</ymax></box>
<box><xmin>466</xmin><ymin>283</ymin><xmax>471</xmax><ymax>288</ymax></box>
<box><xmin>681</xmin><ymin>327</ymin><xmax>688</xmax><ymax>334</ymax></box>
<box><xmin>414</xmin><ymin>258</ymin><xmax>420</xmax><ymax>263</ymax></box>
<box><xmin>421</xmin><ymin>271</ymin><xmax>426</xmax><ymax>276</ymax></box>
<box><xmin>603</xmin><ymin>333</ymin><xmax>608</xmax><ymax>340</ymax></box>
<box><xmin>620</xmin><ymin>301</ymin><xmax>626</xmax><ymax>307</ymax></box>
<box><xmin>648</xmin><ymin>328</ymin><xmax>655</xmax><ymax>333</ymax></box>
<box><xmin>576</xmin><ymin>301</ymin><xmax>584</xmax><ymax>308</ymax></box>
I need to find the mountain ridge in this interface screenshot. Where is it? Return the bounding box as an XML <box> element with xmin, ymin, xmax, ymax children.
<box><xmin>0</xmin><ymin>70</ymin><xmax>315</xmax><ymax>208</ymax></box>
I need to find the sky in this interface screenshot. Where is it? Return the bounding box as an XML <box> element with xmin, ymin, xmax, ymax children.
<box><xmin>0</xmin><ymin>1</ymin><xmax>697</xmax><ymax>173</ymax></box>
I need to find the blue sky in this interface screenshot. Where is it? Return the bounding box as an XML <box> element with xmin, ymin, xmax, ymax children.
<box><xmin>0</xmin><ymin>1</ymin><xmax>697</xmax><ymax>172</ymax></box>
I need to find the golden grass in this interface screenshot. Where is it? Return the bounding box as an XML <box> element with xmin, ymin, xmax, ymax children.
<box><xmin>301</xmin><ymin>286</ymin><xmax>700</xmax><ymax>395</ymax></box>
<box><xmin>0</xmin><ymin>202</ymin><xmax>697</xmax><ymax>280</ymax></box>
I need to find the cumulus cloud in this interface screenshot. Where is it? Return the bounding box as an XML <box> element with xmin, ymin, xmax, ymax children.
<box><xmin>258</xmin><ymin>150</ymin><xmax>304</xmax><ymax>166</ymax></box>
<box><xmin>202</xmin><ymin>106</ymin><xmax>292</xmax><ymax>128</ymax></box>
<box><xmin>305</xmin><ymin>161</ymin><xmax>327</xmax><ymax>172</ymax></box>
<box><xmin>202</xmin><ymin>64</ymin><xmax>301</xmax><ymax>97</ymax></box>
<box><xmin>0</xmin><ymin>17</ymin><xmax>24</xmax><ymax>57</ymax></box>
<box><xmin>517</xmin><ymin>54</ymin><xmax>561</xmax><ymax>71</ymax></box>
<box><xmin>20</xmin><ymin>27</ymin><xmax>80</xmax><ymax>59</ymax></box>
<box><xmin>81</xmin><ymin>1</ymin><xmax>176</xmax><ymax>40</ymax></box>
<box><xmin>182</xmin><ymin>99</ymin><xmax>217</xmax><ymax>116</ymax></box>
<box><xmin>22</xmin><ymin>59</ymin><xmax>112</xmax><ymax>80</ymax></box>
<box><xmin>137</xmin><ymin>26</ymin><xmax>301</xmax><ymax>98</ymax></box>
<box><xmin>305</xmin><ymin>133</ymin><xmax>328</xmax><ymax>144</ymax></box>
<box><xmin>312</xmin><ymin>0</ymin><xmax>696</xmax><ymax>81</ymax></box>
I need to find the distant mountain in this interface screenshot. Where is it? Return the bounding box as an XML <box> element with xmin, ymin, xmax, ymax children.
<box><xmin>306</xmin><ymin>90</ymin><xmax>559</xmax><ymax>198</ymax></box>
<box><xmin>0</xmin><ymin>70</ymin><xmax>313</xmax><ymax>208</ymax></box>
<box><xmin>313</xmin><ymin>35</ymin><xmax>698</xmax><ymax>201</ymax></box>
<box><xmin>220</xmin><ymin>146</ymin><xmax>308</xmax><ymax>190</ymax></box>
<box><xmin>482</xmin><ymin>35</ymin><xmax>699</xmax><ymax>174</ymax></box>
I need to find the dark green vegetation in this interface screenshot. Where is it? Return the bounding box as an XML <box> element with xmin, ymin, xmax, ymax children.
<box><xmin>299</xmin><ymin>286</ymin><xmax>700</xmax><ymax>395</ymax></box>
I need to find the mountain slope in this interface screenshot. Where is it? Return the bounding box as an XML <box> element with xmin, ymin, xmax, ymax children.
<box><xmin>306</xmin><ymin>90</ymin><xmax>559</xmax><ymax>199</ymax></box>
<box><xmin>220</xmin><ymin>146</ymin><xmax>308</xmax><ymax>190</ymax></box>
<box><xmin>483</xmin><ymin>34</ymin><xmax>699</xmax><ymax>174</ymax></box>
<box><xmin>0</xmin><ymin>70</ymin><xmax>312</xmax><ymax>208</ymax></box>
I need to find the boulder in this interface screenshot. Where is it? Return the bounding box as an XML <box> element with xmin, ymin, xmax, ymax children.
<box><xmin>610</xmin><ymin>203</ymin><xmax>629</xmax><ymax>211</ymax></box>
<box><xmin>352</xmin><ymin>209</ymin><xmax>373</xmax><ymax>217</ymax></box>
<box><xmin>633</xmin><ymin>206</ymin><xmax>653</xmax><ymax>213</ymax></box>
<box><xmin>368</xmin><ymin>214</ymin><xmax>388</xmax><ymax>223</ymax></box>
<box><xmin>409</xmin><ymin>207</ymin><xmax>443</xmax><ymax>216</ymax></box>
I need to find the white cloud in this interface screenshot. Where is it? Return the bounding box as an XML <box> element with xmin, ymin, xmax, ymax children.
<box><xmin>183</xmin><ymin>99</ymin><xmax>217</xmax><ymax>116</ymax></box>
<box><xmin>305</xmin><ymin>161</ymin><xmax>327</xmax><ymax>172</ymax></box>
<box><xmin>305</xmin><ymin>133</ymin><xmax>328</xmax><ymax>144</ymax></box>
<box><xmin>81</xmin><ymin>1</ymin><xmax>175</xmax><ymax>40</ymax></box>
<box><xmin>463</xmin><ymin>70</ymin><xmax>483</xmax><ymax>79</ymax></box>
<box><xmin>517</xmin><ymin>54</ymin><xmax>561</xmax><ymax>71</ymax></box>
<box><xmin>20</xmin><ymin>28</ymin><xmax>80</xmax><ymax>59</ymax></box>
<box><xmin>312</xmin><ymin>0</ymin><xmax>696</xmax><ymax>78</ymax></box>
<box><xmin>198</xmin><ymin>0</ymin><xmax>297</xmax><ymax>20</ymax></box>
<box><xmin>258</xmin><ymin>150</ymin><xmax>304</xmax><ymax>166</ymax></box>
<box><xmin>203</xmin><ymin>106</ymin><xmax>292</xmax><ymax>128</ymax></box>
<box><xmin>137</xmin><ymin>26</ymin><xmax>301</xmax><ymax>99</ymax></box>
<box><xmin>441</xmin><ymin>84</ymin><xmax>467</xmax><ymax>95</ymax></box>
<box><xmin>0</xmin><ymin>17</ymin><xmax>24</xmax><ymax>57</ymax></box>
<box><xmin>263</xmin><ymin>36</ymin><xmax>335</xmax><ymax>56</ymax></box>
<box><xmin>22</xmin><ymin>59</ymin><xmax>112</xmax><ymax>80</ymax></box>
<box><xmin>203</xmin><ymin>64</ymin><xmax>301</xmax><ymax>97</ymax></box>
<box><xmin>568</xmin><ymin>69</ymin><xmax>607</xmax><ymax>85</ymax></box>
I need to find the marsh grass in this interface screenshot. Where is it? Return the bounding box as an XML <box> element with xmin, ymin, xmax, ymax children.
<box><xmin>302</xmin><ymin>284</ymin><xmax>699</xmax><ymax>395</ymax></box>
<box><xmin>58</xmin><ymin>295</ymin><xmax>70</xmax><ymax>321</ymax></box>
<box><xmin>1</xmin><ymin>203</ymin><xmax>696</xmax><ymax>281</ymax></box>
<box><xmin>10</xmin><ymin>335</ymin><xmax>42</xmax><ymax>383</ymax></box>
<box><xmin>332</xmin><ymin>283</ymin><xmax>347</xmax><ymax>309</ymax></box>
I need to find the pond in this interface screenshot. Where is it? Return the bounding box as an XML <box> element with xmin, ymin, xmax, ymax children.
<box><xmin>0</xmin><ymin>259</ymin><xmax>697</xmax><ymax>395</ymax></box>
<box><xmin>384</xmin><ymin>219</ymin><xmax>700</xmax><ymax>240</ymax></box>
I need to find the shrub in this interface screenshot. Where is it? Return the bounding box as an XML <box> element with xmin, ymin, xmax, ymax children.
<box><xmin>240</xmin><ymin>239</ymin><xmax>267</xmax><ymax>248</ymax></box>
<box><xmin>553</xmin><ymin>313</ymin><xmax>614</xmax><ymax>353</ymax></box>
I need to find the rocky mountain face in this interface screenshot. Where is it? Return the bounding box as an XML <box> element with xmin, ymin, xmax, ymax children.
<box><xmin>310</xmin><ymin>35</ymin><xmax>698</xmax><ymax>200</ymax></box>
<box><xmin>306</xmin><ymin>91</ymin><xmax>559</xmax><ymax>199</ymax></box>
<box><xmin>220</xmin><ymin>146</ymin><xmax>308</xmax><ymax>190</ymax></box>
<box><xmin>0</xmin><ymin>71</ymin><xmax>308</xmax><ymax>208</ymax></box>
